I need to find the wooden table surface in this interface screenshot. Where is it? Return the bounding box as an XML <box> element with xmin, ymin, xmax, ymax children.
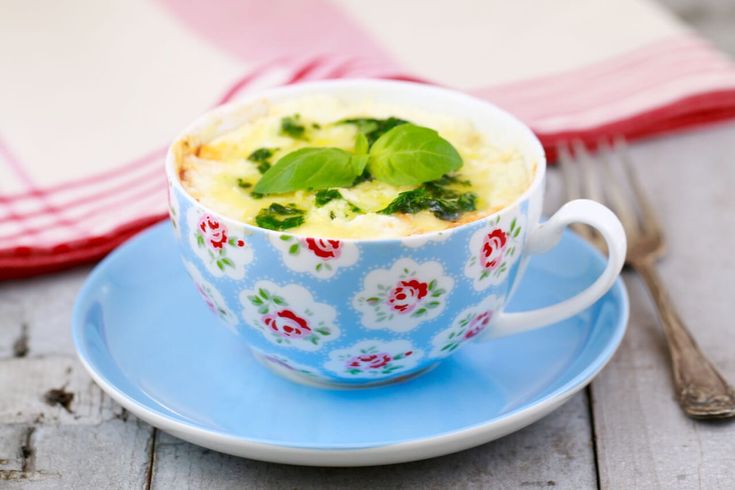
<box><xmin>3</xmin><ymin>2</ymin><xmax>735</xmax><ymax>487</ymax></box>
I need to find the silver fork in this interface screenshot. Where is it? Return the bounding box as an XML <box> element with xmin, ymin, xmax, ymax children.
<box><xmin>558</xmin><ymin>138</ymin><xmax>735</xmax><ymax>419</ymax></box>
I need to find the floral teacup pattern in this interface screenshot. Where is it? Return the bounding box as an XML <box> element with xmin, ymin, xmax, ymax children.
<box><xmin>353</xmin><ymin>258</ymin><xmax>454</xmax><ymax>332</ymax></box>
<box><xmin>183</xmin><ymin>261</ymin><xmax>238</xmax><ymax>330</ymax></box>
<box><xmin>430</xmin><ymin>295</ymin><xmax>504</xmax><ymax>358</ymax></box>
<box><xmin>324</xmin><ymin>340</ymin><xmax>422</xmax><ymax>378</ymax></box>
<box><xmin>269</xmin><ymin>234</ymin><xmax>359</xmax><ymax>279</ymax></box>
<box><xmin>187</xmin><ymin>208</ymin><xmax>253</xmax><ymax>279</ymax></box>
<box><xmin>465</xmin><ymin>213</ymin><xmax>525</xmax><ymax>291</ymax></box>
<box><xmin>168</xmin><ymin>184</ymin><xmax>181</xmax><ymax>239</ymax></box>
<box><xmin>240</xmin><ymin>281</ymin><xmax>340</xmax><ymax>351</ymax></box>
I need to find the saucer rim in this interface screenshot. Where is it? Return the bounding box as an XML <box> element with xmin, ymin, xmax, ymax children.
<box><xmin>72</xmin><ymin>222</ymin><xmax>629</xmax><ymax>466</ymax></box>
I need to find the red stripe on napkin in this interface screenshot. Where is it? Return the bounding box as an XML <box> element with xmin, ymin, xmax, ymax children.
<box><xmin>3</xmin><ymin>33</ymin><xmax>735</xmax><ymax>279</ymax></box>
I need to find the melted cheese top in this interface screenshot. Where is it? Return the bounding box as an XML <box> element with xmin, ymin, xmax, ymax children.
<box><xmin>177</xmin><ymin>95</ymin><xmax>533</xmax><ymax>238</ymax></box>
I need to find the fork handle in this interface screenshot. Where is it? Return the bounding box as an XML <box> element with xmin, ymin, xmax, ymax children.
<box><xmin>633</xmin><ymin>258</ymin><xmax>735</xmax><ymax>418</ymax></box>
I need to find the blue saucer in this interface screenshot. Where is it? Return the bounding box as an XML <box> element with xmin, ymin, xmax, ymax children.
<box><xmin>72</xmin><ymin>222</ymin><xmax>628</xmax><ymax>466</ymax></box>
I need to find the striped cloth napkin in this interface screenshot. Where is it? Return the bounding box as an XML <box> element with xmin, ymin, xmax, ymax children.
<box><xmin>2</xmin><ymin>0</ymin><xmax>735</xmax><ymax>279</ymax></box>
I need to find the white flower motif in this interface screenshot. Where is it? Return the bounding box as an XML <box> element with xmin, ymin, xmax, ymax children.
<box><xmin>429</xmin><ymin>294</ymin><xmax>504</xmax><ymax>358</ymax></box>
<box><xmin>269</xmin><ymin>234</ymin><xmax>359</xmax><ymax>279</ymax></box>
<box><xmin>400</xmin><ymin>231</ymin><xmax>451</xmax><ymax>249</ymax></box>
<box><xmin>250</xmin><ymin>348</ymin><xmax>323</xmax><ymax>378</ymax></box>
<box><xmin>187</xmin><ymin>207</ymin><xmax>253</xmax><ymax>279</ymax></box>
<box><xmin>353</xmin><ymin>258</ymin><xmax>454</xmax><ymax>332</ymax></box>
<box><xmin>183</xmin><ymin>260</ymin><xmax>238</xmax><ymax>330</ymax></box>
<box><xmin>168</xmin><ymin>185</ymin><xmax>182</xmax><ymax>239</ymax></box>
<box><xmin>324</xmin><ymin>340</ymin><xmax>423</xmax><ymax>379</ymax></box>
<box><xmin>240</xmin><ymin>281</ymin><xmax>340</xmax><ymax>351</ymax></box>
<box><xmin>464</xmin><ymin>211</ymin><xmax>525</xmax><ymax>291</ymax></box>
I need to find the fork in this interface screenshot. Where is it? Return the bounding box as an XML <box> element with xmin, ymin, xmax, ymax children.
<box><xmin>558</xmin><ymin>138</ymin><xmax>735</xmax><ymax>419</ymax></box>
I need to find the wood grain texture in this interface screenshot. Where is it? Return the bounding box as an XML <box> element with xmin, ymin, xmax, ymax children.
<box><xmin>0</xmin><ymin>267</ymin><xmax>155</xmax><ymax>489</ymax></box>
<box><xmin>589</xmin><ymin>123</ymin><xmax>735</xmax><ymax>489</ymax></box>
<box><xmin>150</xmin><ymin>392</ymin><xmax>596</xmax><ymax>490</ymax></box>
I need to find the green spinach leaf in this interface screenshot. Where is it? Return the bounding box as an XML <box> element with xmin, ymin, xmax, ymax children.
<box><xmin>379</xmin><ymin>176</ymin><xmax>477</xmax><ymax>221</ymax></box>
<box><xmin>340</xmin><ymin>117</ymin><xmax>408</xmax><ymax>146</ymax></box>
<box><xmin>255</xmin><ymin>203</ymin><xmax>305</xmax><ymax>231</ymax></box>
<box><xmin>247</xmin><ymin>147</ymin><xmax>277</xmax><ymax>174</ymax></box>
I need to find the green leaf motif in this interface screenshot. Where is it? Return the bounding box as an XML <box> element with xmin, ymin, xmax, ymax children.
<box><xmin>196</xmin><ymin>234</ymin><xmax>205</xmax><ymax>247</ymax></box>
<box><xmin>368</xmin><ymin>124</ymin><xmax>462</xmax><ymax>186</ymax></box>
<box><xmin>288</xmin><ymin>244</ymin><xmax>299</xmax><ymax>255</ymax></box>
<box><xmin>254</xmin><ymin>148</ymin><xmax>356</xmax><ymax>194</ymax></box>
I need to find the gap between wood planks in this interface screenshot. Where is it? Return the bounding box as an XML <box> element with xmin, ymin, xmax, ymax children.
<box><xmin>585</xmin><ymin>385</ymin><xmax>602</xmax><ymax>489</ymax></box>
<box><xmin>145</xmin><ymin>428</ymin><xmax>158</xmax><ymax>490</ymax></box>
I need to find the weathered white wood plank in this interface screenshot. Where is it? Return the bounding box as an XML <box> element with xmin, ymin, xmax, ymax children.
<box><xmin>0</xmin><ymin>420</ymin><xmax>154</xmax><ymax>489</ymax></box>
<box><xmin>0</xmin><ymin>356</ymin><xmax>124</xmax><ymax>425</ymax></box>
<box><xmin>0</xmin><ymin>267</ymin><xmax>154</xmax><ymax>489</ymax></box>
<box><xmin>151</xmin><ymin>392</ymin><xmax>596</xmax><ymax>489</ymax></box>
<box><xmin>0</xmin><ymin>268</ymin><xmax>89</xmax><ymax>360</ymax></box>
<box><xmin>590</xmin><ymin>123</ymin><xmax>735</xmax><ymax>490</ymax></box>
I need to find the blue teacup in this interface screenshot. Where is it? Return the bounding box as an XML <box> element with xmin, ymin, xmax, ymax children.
<box><xmin>166</xmin><ymin>80</ymin><xmax>626</xmax><ymax>388</ymax></box>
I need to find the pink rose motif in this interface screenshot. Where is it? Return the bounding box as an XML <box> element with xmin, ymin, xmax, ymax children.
<box><xmin>387</xmin><ymin>279</ymin><xmax>428</xmax><ymax>314</ymax></box>
<box><xmin>304</xmin><ymin>238</ymin><xmax>342</xmax><ymax>259</ymax></box>
<box><xmin>198</xmin><ymin>215</ymin><xmax>229</xmax><ymax>249</ymax></box>
<box><xmin>481</xmin><ymin>228</ymin><xmax>508</xmax><ymax>270</ymax></box>
<box><xmin>347</xmin><ymin>353</ymin><xmax>392</xmax><ymax>370</ymax></box>
<box><xmin>195</xmin><ymin>284</ymin><xmax>217</xmax><ymax>313</ymax></box>
<box><xmin>464</xmin><ymin>310</ymin><xmax>493</xmax><ymax>339</ymax></box>
<box><xmin>347</xmin><ymin>350</ymin><xmax>413</xmax><ymax>370</ymax></box>
<box><xmin>262</xmin><ymin>309</ymin><xmax>312</xmax><ymax>338</ymax></box>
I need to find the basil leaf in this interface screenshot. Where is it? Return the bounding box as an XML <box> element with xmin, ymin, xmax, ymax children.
<box><xmin>350</xmin><ymin>154</ymin><xmax>369</xmax><ymax>177</ymax></box>
<box><xmin>254</xmin><ymin>148</ymin><xmax>357</xmax><ymax>194</ymax></box>
<box><xmin>354</xmin><ymin>133</ymin><xmax>369</xmax><ymax>155</ymax></box>
<box><xmin>368</xmin><ymin>124</ymin><xmax>462</xmax><ymax>186</ymax></box>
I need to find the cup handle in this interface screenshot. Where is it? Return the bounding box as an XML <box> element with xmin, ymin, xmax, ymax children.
<box><xmin>481</xmin><ymin>199</ymin><xmax>627</xmax><ymax>340</ymax></box>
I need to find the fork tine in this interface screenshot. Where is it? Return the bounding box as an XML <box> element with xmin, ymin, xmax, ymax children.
<box><xmin>558</xmin><ymin>141</ymin><xmax>595</xmax><ymax>241</ymax></box>
<box><xmin>572</xmin><ymin>140</ymin><xmax>605</xmax><ymax>203</ymax></box>
<box><xmin>598</xmin><ymin>139</ymin><xmax>641</xmax><ymax>236</ymax></box>
<box><xmin>569</xmin><ymin>140</ymin><xmax>608</xmax><ymax>250</ymax></box>
<box><xmin>557</xmin><ymin>141</ymin><xmax>581</xmax><ymax>200</ymax></box>
<box><xmin>613</xmin><ymin>136</ymin><xmax>663</xmax><ymax>238</ymax></box>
